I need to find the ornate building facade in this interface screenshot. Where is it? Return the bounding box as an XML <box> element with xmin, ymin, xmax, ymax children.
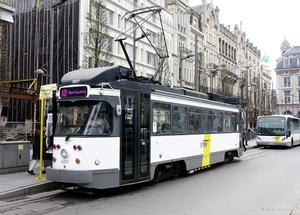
<box><xmin>275</xmin><ymin>38</ymin><xmax>300</xmax><ymax>117</ymax></box>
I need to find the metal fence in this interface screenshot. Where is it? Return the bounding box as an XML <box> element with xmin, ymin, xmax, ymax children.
<box><xmin>0</xmin><ymin>122</ymin><xmax>36</xmax><ymax>142</ymax></box>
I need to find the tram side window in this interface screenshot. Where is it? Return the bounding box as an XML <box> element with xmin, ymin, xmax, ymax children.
<box><xmin>223</xmin><ymin>112</ymin><xmax>231</xmax><ymax>132</ymax></box>
<box><xmin>231</xmin><ymin>113</ymin><xmax>238</xmax><ymax>132</ymax></box>
<box><xmin>202</xmin><ymin>109</ymin><xmax>213</xmax><ymax>133</ymax></box>
<box><xmin>173</xmin><ymin>106</ymin><xmax>187</xmax><ymax>134</ymax></box>
<box><xmin>189</xmin><ymin>107</ymin><xmax>201</xmax><ymax>133</ymax></box>
<box><xmin>213</xmin><ymin>111</ymin><xmax>223</xmax><ymax>132</ymax></box>
<box><xmin>152</xmin><ymin>103</ymin><xmax>171</xmax><ymax>134</ymax></box>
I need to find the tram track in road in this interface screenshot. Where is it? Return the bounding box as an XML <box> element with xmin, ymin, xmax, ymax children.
<box><xmin>0</xmin><ymin>188</ymin><xmax>98</xmax><ymax>215</ymax></box>
<box><xmin>0</xmin><ymin>183</ymin><xmax>151</xmax><ymax>215</ymax></box>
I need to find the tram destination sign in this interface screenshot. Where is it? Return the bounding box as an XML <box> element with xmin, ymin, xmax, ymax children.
<box><xmin>60</xmin><ymin>86</ymin><xmax>88</xmax><ymax>98</ymax></box>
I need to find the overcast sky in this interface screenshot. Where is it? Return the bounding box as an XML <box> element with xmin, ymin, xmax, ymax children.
<box><xmin>189</xmin><ymin>0</ymin><xmax>300</xmax><ymax>88</ymax></box>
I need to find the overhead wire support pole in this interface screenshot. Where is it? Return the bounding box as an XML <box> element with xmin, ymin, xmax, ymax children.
<box><xmin>49</xmin><ymin>0</ymin><xmax>67</xmax><ymax>84</ymax></box>
<box><xmin>49</xmin><ymin>0</ymin><xmax>54</xmax><ymax>84</ymax></box>
<box><xmin>37</xmin><ymin>89</ymin><xmax>45</xmax><ymax>180</ymax></box>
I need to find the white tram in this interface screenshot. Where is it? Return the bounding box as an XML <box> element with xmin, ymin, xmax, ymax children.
<box><xmin>46</xmin><ymin>65</ymin><xmax>244</xmax><ymax>189</ymax></box>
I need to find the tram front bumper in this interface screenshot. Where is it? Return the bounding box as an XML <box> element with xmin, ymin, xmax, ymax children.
<box><xmin>46</xmin><ymin>167</ymin><xmax>120</xmax><ymax>189</ymax></box>
<box><xmin>46</xmin><ymin>167</ymin><xmax>92</xmax><ymax>184</ymax></box>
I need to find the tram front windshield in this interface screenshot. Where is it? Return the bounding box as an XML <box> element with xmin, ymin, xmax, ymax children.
<box><xmin>257</xmin><ymin>117</ymin><xmax>286</xmax><ymax>136</ymax></box>
<box><xmin>55</xmin><ymin>101</ymin><xmax>113</xmax><ymax>136</ymax></box>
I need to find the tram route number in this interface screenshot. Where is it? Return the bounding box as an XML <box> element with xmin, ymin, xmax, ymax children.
<box><xmin>61</xmin><ymin>160</ymin><xmax>69</xmax><ymax>164</ymax></box>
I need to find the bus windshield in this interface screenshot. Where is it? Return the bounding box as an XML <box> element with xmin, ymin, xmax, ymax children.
<box><xmin>56</xmin><ymin>101</ymin><xmax>113</xmax><ymax>136</ymax></box>
<box><xmin>257</xmin><ymin>117</ymin><xmax>286</xmax><ymax>136</ymax></box>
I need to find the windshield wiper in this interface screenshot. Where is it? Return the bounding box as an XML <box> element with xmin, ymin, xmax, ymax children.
<box><xmin>65</xmin><ymin>117</ymin><xmax>89</xmax><ymax>141</ymax></box>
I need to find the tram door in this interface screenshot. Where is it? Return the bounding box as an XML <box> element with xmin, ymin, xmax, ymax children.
<box><xmin>120</xmin><ymin>91</ymin><xmax>150</xmax><ymax>184</ymax></box>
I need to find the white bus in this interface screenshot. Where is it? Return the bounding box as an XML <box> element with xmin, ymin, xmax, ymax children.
<box><xmin>256</xmin><ymin>115</ymin><xmax>300</xmax><ymax>148</ymax></box>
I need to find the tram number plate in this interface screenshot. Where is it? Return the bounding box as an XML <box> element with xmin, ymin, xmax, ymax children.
<box><xmin>61</xmin><ymin>160</ymin><xmax>69</xmax><ymax>164</ymax></box>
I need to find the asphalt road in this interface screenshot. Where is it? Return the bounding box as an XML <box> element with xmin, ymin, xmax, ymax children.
<box><xmin>3</xmin><ymin>145</ymin><xmax>300</xmax><ymax>215</ymax></box>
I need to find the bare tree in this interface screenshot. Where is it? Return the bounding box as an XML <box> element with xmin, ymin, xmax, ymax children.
<box><xmin>0</xmin><ymin>12</ymin><xmax>10</xmax><ymax>116</ymax></box>
<box><xmin>83</xmin><ymin>0</ymin><xmax>112</xmax><ymax>69</ymax></box>
<box><xmin>217</xmin><ymin>64</ymin><xmax>232</xmax><ymax>98</ymax></box>
<box><xmin>197</xmin><ymin>52</ymin><xmax>208</xmax><ymax>93</ymax></box>
<box><xmin>154</xmin><ymin>32</ymin><xmax>171</xmax><ymax>86</ymax></box>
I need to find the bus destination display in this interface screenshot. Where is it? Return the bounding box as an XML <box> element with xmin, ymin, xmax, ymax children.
<box><xmin>60</xmin><ymin>86</ymin><xmax>87</xmax><ymax>98</ymax></box>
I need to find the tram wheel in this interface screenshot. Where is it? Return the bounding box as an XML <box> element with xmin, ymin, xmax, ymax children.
<box><xmin>224</xmin><ymin>152</ymin><xmax>234</xmax><ymax>163</ymax></box>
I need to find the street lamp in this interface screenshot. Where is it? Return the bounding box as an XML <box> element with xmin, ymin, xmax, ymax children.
<box><xmin>133</xmin><ymin>31</ymin><xmax>151</xmax><ymax>72</ymax></box>
<box><xmin>179</xmin><ymin>51</ymin><xmax>194</xmax><ymax>88</ymax></box>
<box><xmin>34</xmin><ymin>68</ymin><xmax>46</xmax><ymax>75</ymax></box>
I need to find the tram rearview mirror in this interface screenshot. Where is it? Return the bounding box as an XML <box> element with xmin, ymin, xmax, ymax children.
<box><xmin>116</xmin><ymin>105</ymin><xmax>122</xmax><ymax>116</ymax></box>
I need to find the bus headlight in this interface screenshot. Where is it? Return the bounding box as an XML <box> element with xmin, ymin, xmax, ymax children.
<box><xmin>61</xmin><ymin>149</ymin><xmax>69</xmax><ymax>158</ymax></box>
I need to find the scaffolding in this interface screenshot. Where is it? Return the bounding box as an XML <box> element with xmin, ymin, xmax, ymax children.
<box><xmin>1</xmin><ymin>0</ymin><xmax>79</xmax><ymax>122</ymax></box>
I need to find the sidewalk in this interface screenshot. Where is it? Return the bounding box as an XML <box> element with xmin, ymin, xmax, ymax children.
<box><xmin>0</xmin><ymin>162</ymin><xmax>60</xmax><ymax>201</ymax></box>
<box><xmin>0</xmin><ymin>139</ymin><xmax>258</xmax><ymax>201</ymax></box>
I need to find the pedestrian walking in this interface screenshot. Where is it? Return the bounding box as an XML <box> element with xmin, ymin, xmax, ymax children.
<box><xmin>28</xmin><ymin>123</ymin><xmax>46</xmax><ymax>175</ymax></box>
<box><xmin>242</xmin><ymin>128</ymin><xmax>247</xmax><ymax>151</ymax></box>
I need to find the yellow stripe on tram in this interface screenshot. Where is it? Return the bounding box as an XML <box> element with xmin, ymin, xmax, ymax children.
<box><xmin>274</xmin><ymin>136</ymin><xmax>280</xmax><ymax>143</ymax></box>
<box><xmin>202</xmin><ymin>134</ymin><xmax>211</xmax><ymax>167</ymax></box>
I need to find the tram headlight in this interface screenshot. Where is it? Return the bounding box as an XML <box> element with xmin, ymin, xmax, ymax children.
<box><xmin>61</xmin><ymin>149</ymin><xmax>69</xmax><ymax>158</ymax></box>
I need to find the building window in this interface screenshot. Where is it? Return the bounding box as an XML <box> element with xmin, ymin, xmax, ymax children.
<box><xmin>193</xmin><ymin>18</ymin><xmax>197</xmax><ymax>28</ymax></box>
<box><xmin>284</xmin><ymin>59</ymin><xmax>289</xmax><ymax>68</ymax></box>
<box><xmin>146</xmin><ymin>51</ymin><xmax>155</xmax><ymax>66</ymax></box>
<box><xmin>178</xmin><ymin>36</ymin><xmax>185</xmax><ymax>53</ymax></box>
<box><xmin>208</xmin><ymin>32</ymin><xmax>214</xmax><ymax>45</ymax></box>
<box><xmin>125</xmin><ymin>0</ymin><xmax>137</xmax><ymax>10</ymax></box>
<box><xmin>104</xmin><ymin>10</ymin><xmax>113</xmax><ymax>25</ymax></box>
<box><xmin>177</xmin><ymin>9</ymin><xmax>186</xmax><ymax>33</ymax></box>
<box><xmin>284</xmin><ymin>91</ymin><xmax>291</xmax><ymax>103</ymax></box>
<box><xmin>125</xmin><ymin>20</ymin><xmax>134</xmax><ymax>32</ymax></box>
<box><xmin>125</xmin><ymin>43</ymin><xmax>133</xmax><ymax>59</ymax></box>
<box><xmin>146</xmin><ymin>30</ymin><xmax>155</xmax><ymax>44</ymax></box>
<box><xmin>284</xmin><ymin>77</ymin><xmax>291</xmax><ymax>87</ymax></box>
<box><xmin>208</xmin><ymin>52</ymin><xmax>213</xmax><ymax>64</ymax></box>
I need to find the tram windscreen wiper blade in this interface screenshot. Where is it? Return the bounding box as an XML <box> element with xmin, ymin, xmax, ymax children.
<box><xmin>65</xmin><ymin>117</ymin><xmax>88</xmax><ymax>142</ymax></box>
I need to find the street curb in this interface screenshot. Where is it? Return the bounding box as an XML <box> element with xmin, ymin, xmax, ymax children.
<box><xmin>0</xmin><ymin>182</ymin><xmax>61</xmax><ymax>201</ymax></box>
